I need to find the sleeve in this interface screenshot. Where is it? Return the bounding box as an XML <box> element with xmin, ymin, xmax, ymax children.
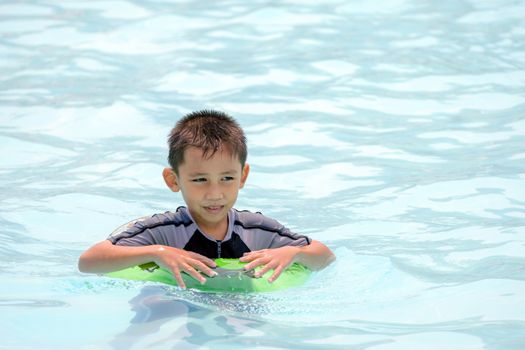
<box><xmin>267</xmin><ymin>226</ymin><xmax>311</xmax><ymax>249</ymax></box>
<box><xmin>107</xmin><ymin>216</ymin><xmax>167</xmax><ymax>246</ymax></box>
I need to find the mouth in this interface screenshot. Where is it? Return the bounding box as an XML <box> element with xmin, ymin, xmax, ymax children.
<box><xmin>203</xmin><ymin>205</ymin><xmax>225</xmax><ymax>214</ymax></box>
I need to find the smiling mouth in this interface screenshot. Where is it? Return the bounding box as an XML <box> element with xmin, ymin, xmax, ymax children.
<box><xmin>204</xmin><ymin>205</ymin><xmax>224</xmax><ymax>212</ymax></box>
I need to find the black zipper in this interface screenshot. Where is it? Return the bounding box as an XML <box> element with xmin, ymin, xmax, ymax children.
<box><xmin>217</xmin><ymin>240</ymin><xmax>222</xmax><ymax>258</ymax></box>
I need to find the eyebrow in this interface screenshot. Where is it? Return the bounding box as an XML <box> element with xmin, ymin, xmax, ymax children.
<box><xmin>188</xmin><ymin>170</ymin><xmax>238</xmax><ymax>177</ymax></box>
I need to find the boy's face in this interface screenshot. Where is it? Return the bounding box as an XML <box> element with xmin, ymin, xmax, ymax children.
<box><xmin>163</xmin><ymin>146</ymin><xmax>249</xmax><ymax>237</ymax></box>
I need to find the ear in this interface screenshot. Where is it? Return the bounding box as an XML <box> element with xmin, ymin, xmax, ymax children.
<box><xmin>162</xmin><ymin>167</ymin><xmax>180</xmax><ymax>192</ymax></box>
<box><xmin>239</xmin><ymin>164</ymin><xmax>250</xmax><ymax>189</ymax></box>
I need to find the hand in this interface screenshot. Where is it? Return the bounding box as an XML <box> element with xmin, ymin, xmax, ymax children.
<box><xmin>152</xmin><ymin>246</ymin><xmax>217</xmax><ymax>289</ymax></box>
<box><xmin>239</xmin><ymin>246</ymin><xmax>301</xmax><ymax>283</ymax></box>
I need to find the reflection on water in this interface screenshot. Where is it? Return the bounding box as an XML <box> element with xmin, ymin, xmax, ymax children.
<box><xmin>111</xmin><ymin>286</ymin><xmax>286</xmax><ymax>350</ymax></box>
<box><xmin>110</xmin><ymin>285</ymin><xmax>525</xmax><ymax>350</ymax></box>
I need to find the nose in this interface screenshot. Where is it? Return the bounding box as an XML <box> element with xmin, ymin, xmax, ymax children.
<box><xmin>205</xmin><ymin>183</ymin><xmax>224</xmax><ymax>201</ymax></box>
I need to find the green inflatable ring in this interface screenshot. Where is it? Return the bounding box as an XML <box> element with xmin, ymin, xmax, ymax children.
<box><xmin>106</xmin><ymin>258</ymin><xmax>311</xmax><ymax>293</ymax></box>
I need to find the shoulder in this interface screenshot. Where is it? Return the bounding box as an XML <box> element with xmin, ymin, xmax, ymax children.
<box><xmin>232</xmin><ymin>209</ymin><xmax>284</xmax><ymax>233</ymax></box>
<box><xmin>142</xmin><ymin>208</ymin><xmax>192</xmax><ymax>228</ymax></box>
<box><xmin>109</xmin><ymin>207</ymin><xmax>193</xmax><ymax>238</ymax></box>
<box><xmin>230</xmin><ymin>209</ymin><xmax>311</xmax><ymax>249</ymax></box>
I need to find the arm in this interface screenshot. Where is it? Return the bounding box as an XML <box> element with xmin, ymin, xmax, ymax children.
<box><xmin>78</xmin><ymin>240</ymin><xmax>217</xmax><ymax>288</ymax></box>
<box><xmin>239</xmin><ymin>239</ymin><xmax>335</xmax><ymax>283</ymax></box>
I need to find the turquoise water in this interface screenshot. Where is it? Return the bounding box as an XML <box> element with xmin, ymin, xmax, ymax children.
<box><xmin>1</xmin><ymin>0</ymin><xmax>525</xmax><ymax>349</ymax></box>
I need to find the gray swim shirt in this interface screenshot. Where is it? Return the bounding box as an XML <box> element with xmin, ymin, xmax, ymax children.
<box><xmin>107</xmin><ymin>207</ymin><xmax>311</xmax><ymax>259</ymax></box>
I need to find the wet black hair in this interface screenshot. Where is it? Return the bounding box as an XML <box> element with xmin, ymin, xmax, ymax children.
<box><xmin>167</xmin><ymin>110</ymin><xmax>247</xmax><ymax>174</ymax></box>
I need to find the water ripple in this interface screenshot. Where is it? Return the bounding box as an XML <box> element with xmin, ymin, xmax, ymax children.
<box><xmin>1</xmin><ymin>0</ymin><xmax>524</xmax><ymax>349</ymax></box>
<box><xmin>0</xmin><ymin>298</ymin><xmax>69</xmax><ymax>308</ymax></box>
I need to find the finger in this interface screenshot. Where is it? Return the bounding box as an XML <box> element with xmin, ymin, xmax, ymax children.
<box><xmin>243</xmin><ymin>249</ymin><xmax>266</xmax><ymax>256</ymax></box>
<box><xmin>190</xmin><ymin>260</ymin><xmax>218</xmax><ymax>278</ymax></box>
<box><xmin>254</xmin><ymin>263</ymin><xmax>274</xmax><ymax>278</ymax></box>
<box><xmin>171</xmin><ymin>268</ymin><xmax>186</xmax><ymax>289</ymax></box>
<box><xmin>240</xmin><ymin>251</ymin><xmax>264</xmax><ymax>263</ymax></box>
<box><xmin>181</xmin><ymin>264</ymin><xmax>206</xmax><ymax>284</ymax></box>
<box><xmin>188</xmin><ymin>252</ymin><xmax>217</xmax><ymax>267</ymax></box>
<box><xmin>239</xmin><ymin>254</ymin><xmax>254</xmax><ymax>262</ymax></box>
<box><xmin>244</xmin><ymin>257</ymin><xmax>268</xmax><ymax>271</ymax></box>
<box><xmin>268</xmin><ymin>265</ymin><xmax>285</xmax><ymax>283</ymax></box>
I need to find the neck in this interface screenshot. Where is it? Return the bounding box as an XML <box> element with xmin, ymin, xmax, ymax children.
<box><xmin>186</xmin><ymin>207</ymin><xmax>230</xmax><ymax>241</ymax></box>
<box><xmin>200</xmin><ymin>221</ymin><xmax>228</xmax><ymax>241</ymax></box>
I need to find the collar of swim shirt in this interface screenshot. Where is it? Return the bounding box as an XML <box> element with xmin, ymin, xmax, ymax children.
<box><xmin>177</xmin><ymin>206</ymin><xmax>234</xmax><ymax>242</ymax></box>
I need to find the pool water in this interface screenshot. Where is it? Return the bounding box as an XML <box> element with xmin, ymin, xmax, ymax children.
<box><xmin>1</xmin><ymin>1</ymin><xmax>525</xmax><ymax>349</ymax></box>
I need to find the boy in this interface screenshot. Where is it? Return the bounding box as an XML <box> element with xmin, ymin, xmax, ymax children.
<box><xmin>78</xmin><ymin>110</ymin><xmax>335</xmax><ymax>288</ymax></box>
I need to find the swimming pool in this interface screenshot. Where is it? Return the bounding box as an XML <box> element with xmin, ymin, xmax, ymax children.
<box><xmin>1</xmin><ymin>0</ymin><xmax>524</xmax><ymax>349</ymax></box>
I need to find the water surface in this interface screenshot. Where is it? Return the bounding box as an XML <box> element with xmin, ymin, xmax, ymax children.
<box><xmin>1</xmin><ymin>1</ymin><xmax>524</xmax><ymax>349</ymax></box>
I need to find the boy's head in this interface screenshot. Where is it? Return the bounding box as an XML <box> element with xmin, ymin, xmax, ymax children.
<box><xmin>163</xmin><ymin>110</ymin><xmax>249</xmax><ymax>236</ymax></box>
<box><xmin>167</xmin><ymin>110</ymin><xmax>247</xmax><ymax>175</ymax></box>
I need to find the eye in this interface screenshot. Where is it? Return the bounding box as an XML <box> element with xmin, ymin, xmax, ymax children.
<box><xmin>222</xmin><ymin>176</ymin><xmax>235</xmax><ymax>182</ymax></box>
<box><xmin>191</xmin><ymin>178</ymin><xmax>207</xmax><ymax>183</ymax></box>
